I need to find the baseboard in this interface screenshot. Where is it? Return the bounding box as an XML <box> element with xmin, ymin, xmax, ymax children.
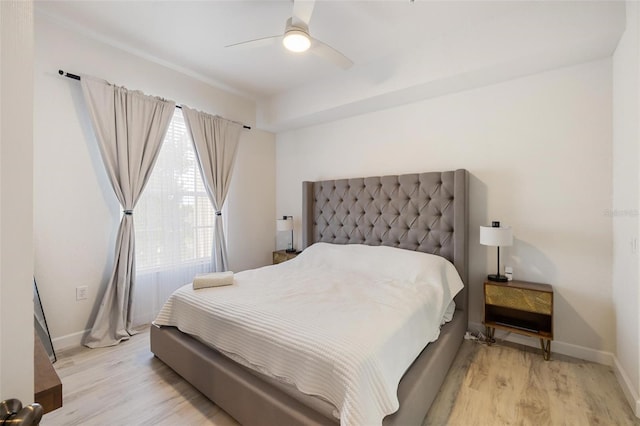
<box><xmin>51</xmin><ymin>329</ymin><xmax>88</xmax><ymax>352</ymax></box>
<box><xmin>52</xmin><ymin>322</ymin><xmax>152</xmax><ymax>353</ymax></box>
<box><xmin>612</xmin><ymin>356</ymin><xmax>640</xmax><ymax>418</ymax></box>
<box><xmin>467</xmin><ymin>321</ymin><xmax>614</xmax><ymax>365</ymax></box>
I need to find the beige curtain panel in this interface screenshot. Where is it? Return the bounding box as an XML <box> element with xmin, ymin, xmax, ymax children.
<box><xmin>181</xmin><ymin>106</ymin><xmax>242</xmax><ymax>272</ymax></box>
<box><xmin>81</xmin><ymin>76</ymin><xmax>176</xmax><ymax>348</ymax></box>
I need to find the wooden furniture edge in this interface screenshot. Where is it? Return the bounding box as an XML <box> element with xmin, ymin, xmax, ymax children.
<box><xmin>34</xmin><ymin>333</ymin><xmax>62</xmax><ymax>413</ymax></box>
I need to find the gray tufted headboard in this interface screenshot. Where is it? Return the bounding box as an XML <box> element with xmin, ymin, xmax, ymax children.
<box><xmin>302</xmin><ymin>169</ymin><xmax>468</xmax><ymax>312</ymax></box>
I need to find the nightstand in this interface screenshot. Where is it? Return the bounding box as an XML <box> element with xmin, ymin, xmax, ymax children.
<box><xmin>272</xmin><ymin>250</ymin><xmax>298</xmax><ymax>264</ymax></box>
<box><xmin>483</xmin><ymin>280</ymin><xmax>554</xmax><ymax>360</ymax></box>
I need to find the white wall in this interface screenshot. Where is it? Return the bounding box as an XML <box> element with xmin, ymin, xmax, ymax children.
<box><xmin>276</xmin><ymin>59</ymin><xmax>613</xmax><ymax>355</ymax></box>
<box><xmin>34</xmin><ymin>15</ymin><xmax>275</xmax><ymax>350</ymax></box>
<box><xmin>227</xmin><ymin>128</ymin><xmax>277</xmax><ymax>272</ymax></box>
<box><xmin>613</xmin><ymin>0</ymin><xmax>640</xmax><ymax>414</ymax></box>
<box><xmin>0</xmin><ymin>0</ymin><xmax>34</xmax><ymax>404</ymax></box>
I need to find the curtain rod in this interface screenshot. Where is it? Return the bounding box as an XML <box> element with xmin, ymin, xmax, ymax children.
<box><xmin>58</xmin><ymin>69</ymin><xmax>252</xmax><ymax>130</ymax></box>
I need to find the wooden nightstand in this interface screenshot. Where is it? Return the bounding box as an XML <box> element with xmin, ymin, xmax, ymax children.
<box><xmin>272</xmin><ymin>250</ymin><xmax>299</xmax><ymax>264</ymax></box>
<box><xmin>483</xmin><ymin>280</ymin><xmax>554</xmax><ymax>360</ymax></box>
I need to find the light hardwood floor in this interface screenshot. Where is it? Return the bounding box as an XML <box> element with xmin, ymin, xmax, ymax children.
<box><xmin>43</xmin><ymin>328</ymin><xmax>638</xmax><ymax>425</ymax></box>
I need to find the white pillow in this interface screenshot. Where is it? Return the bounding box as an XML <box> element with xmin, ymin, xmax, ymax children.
<box><xmin>295</xmin><ymin>242</ymin><xmax>464</xmax><ymax>307</ymax></box>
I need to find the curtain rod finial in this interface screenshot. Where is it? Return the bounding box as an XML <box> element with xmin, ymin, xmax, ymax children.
<box><xmin>58</xmin><ymin>70</ymin><xmax>81</xmax><ymax>81</ymax></box>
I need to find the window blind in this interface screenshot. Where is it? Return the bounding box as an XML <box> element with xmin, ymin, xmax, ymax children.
<box><xmin>135</xmin><ymin>109</ymin><xmax>215</xmax><ymax>271</ymax></box>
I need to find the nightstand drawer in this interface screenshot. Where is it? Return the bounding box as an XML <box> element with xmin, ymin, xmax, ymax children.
<box><xmin>484</xmin><ymin>280</ymin><xmax>554</xmax><ymax>360</ymax></box>
<box><xmin>485</xmin><ymin>285</ymin><xmax>552</xmax><ymax>315</ymax></box>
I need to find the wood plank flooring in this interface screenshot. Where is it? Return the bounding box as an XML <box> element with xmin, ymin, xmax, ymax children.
<box><xmin>42</xmin><ymin>328</ymin><xmax>638</xmax><ymax>425</ymax></box>
<box><xmin>425</xmin><ymin>339</ymin><xmax>639</xmax><ymax>425</ymax></box>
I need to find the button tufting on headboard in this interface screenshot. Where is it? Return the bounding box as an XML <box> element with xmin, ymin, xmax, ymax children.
<box><xmin>307</xmin><ymin>172</ymin><xmax>456</xmax><ymax>257</ymax></box>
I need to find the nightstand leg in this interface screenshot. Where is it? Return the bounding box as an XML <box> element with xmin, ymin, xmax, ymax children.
<box><xmin>485</xmin><ymin>326</ymin><xmax>495</xmax><ymax>345</ymax></box>
<box><xmin>540</xmin><ymin>338</ymin><xmax>551</xmax><ymax>361</ymax></box>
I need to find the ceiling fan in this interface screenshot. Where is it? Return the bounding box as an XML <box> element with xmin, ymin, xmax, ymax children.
<box><xmin>225</xmin><ymin>0</ymin><xmax>353</xmax><ymax>70</ymax></box>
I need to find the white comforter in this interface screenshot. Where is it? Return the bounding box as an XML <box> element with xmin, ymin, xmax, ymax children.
<box><xmin>154</xmin><ymin>243</ymin><xmax>463</xmax><ymax>426</ymax></box>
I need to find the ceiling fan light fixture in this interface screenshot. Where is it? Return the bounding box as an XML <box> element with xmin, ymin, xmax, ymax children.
<box><xmin>283</xmin><ymin>29</ymin><xmax>311</xmax><ymax>52</ymax></box>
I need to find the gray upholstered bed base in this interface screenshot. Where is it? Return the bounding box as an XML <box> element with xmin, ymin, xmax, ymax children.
<box><xmin>151</xmin><ymin>310</ymin><xmax>466</xmax><ymax>426</ymax></box>
<box><xmin>150</xmin><ymin>169</ymin><xmax>468</xmax><ymax>425</ymax></box>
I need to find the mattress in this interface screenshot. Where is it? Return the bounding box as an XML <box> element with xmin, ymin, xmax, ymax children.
<box><xmin>211</xmin><ymin>297</ymin><xmax>456</xmax><ymax>422</ymax></box>
<box><xmin>154</xmin><ymin>243</ymin><xmax>464</xmax><ymax>426</ymax></box>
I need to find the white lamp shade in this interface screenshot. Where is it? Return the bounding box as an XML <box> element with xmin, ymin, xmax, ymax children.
<box><xmin>480</xmin><ymin>225</ymin><xmax>513</xmax><ymax>247</ymax></box>
<box><xmin>276</xmin><ymin>218</ymin><xmax>293</xmax><ymax>232</ymax></box>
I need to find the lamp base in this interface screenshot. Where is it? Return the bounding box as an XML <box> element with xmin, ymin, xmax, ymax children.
<box><xmin>285</xmin><ymin>248</ymin><xmax>296</xmax><ymax>253</ymax></box>
<box><xmin>487</xmin><ymin>274</ymin><xmax>509</xmax><ymax>282</ymax></box>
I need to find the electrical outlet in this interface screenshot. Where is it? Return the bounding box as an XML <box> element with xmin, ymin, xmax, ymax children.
<box><xmin>76</xmin><ymin>286</ymin><xmax>88</xmax><ymax>301</ymax></box>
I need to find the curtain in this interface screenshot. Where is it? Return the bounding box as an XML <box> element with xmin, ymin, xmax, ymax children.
<box><xmin>81</xmin><ymin>76</ymin><xmax>175</xmax><ymax>348</ymax></box>
<box><xmin>132</xmin><ymin>109</ymin><xmax>215</xmax><ymax>327</ymax></box>
<box><xmin>181</xmin><ymin>106</ymin><xmax>242</xmax><ymax>272</ymax></box>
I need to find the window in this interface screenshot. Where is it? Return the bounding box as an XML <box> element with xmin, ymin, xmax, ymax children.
<box><xmin>132</xmin><ymin>108</ymin><xmax>216</xmax><ymax>326</ymax></box>
<box><xmin>135</xmin><ymin>109</ymin><xmax>215</xmax><ymax>271</ymax></box>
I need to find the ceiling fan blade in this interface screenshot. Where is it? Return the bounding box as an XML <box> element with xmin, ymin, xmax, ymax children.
<box><xmin>310</xmin><ymin>38</ymin><xmax>353</xmax><ymax>70</ymax></box>
<box><xmin>292</xmin><ymin>0</ymin><xmax>316</xmax><ymax>26</ymax></box>
<box><xmin>226</xmin><ymin>35</ymin><xmax>282</xmax><ymax>50</ymax></box>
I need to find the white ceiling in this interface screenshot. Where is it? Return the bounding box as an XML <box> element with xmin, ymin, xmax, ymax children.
<box><xmin>35</xmin><ymin>1</ymin><xmax>626</xmax><ymax>132</ymax></box>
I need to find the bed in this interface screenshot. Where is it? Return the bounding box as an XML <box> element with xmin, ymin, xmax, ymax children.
<box><xmin>150</xmin><ymin>169</ymin><xmax>468</xmax><ymax>425</ymax></box>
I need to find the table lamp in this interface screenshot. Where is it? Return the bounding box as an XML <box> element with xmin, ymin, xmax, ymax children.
<box><xmin>276</xmin><ymin>216</ymin><xmax>295</xmax><ymax>253</ymax></box>
<box><xmin>480</xmin><ymin>221</ymin><xmax>513</xmax><ymax>282</ymax></box>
